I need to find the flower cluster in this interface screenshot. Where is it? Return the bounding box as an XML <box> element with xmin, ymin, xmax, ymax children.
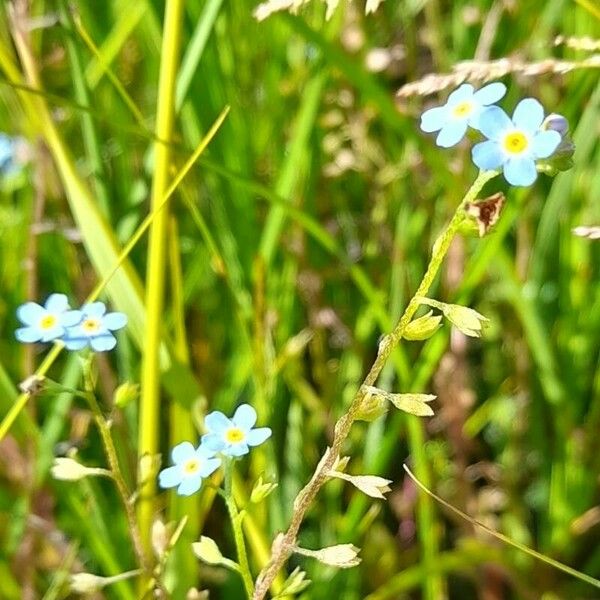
<box><xmin>15</xmin><ymin>294</ymin><xmax>127</xmax><ymax>352</ymax></box>
<box><xmin>420</xmin><ymin>82</ymin><xmax>572</xmax><ymax>186</ymax></box>
<box><xmin>158</xmin><ymin>404</ymin><xmax>272</xmax><ymax>496</ymax></box>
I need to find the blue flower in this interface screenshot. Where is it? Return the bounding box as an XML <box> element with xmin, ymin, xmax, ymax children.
<box><xmin>63</xmin><ymin>302</ymin><xmax>127</xmax><ymax>352</ymax></box>
<box><xmin>420</xmin><ymin>82</ymin><xmax>507</xmax><ymax>147</ymax></box>
<box><xmin>158</xmin><ymin>442</ymin><xmax>221</xmax><ymax>496</ymax></box>
<box><xmin>202</xmin><ymin>404</ymin><xmax>272</xmax><ymax>457</ymax></box>
<box><xmin>0</xmin><ymin>134</ymin><xmax>27</xmax><ymax>175</ymax></box>
<box><xmin>16</xmin><ymin>294</ymin><xmax>82</xmax><ymax>343</ymax></box>
<box><xmin>472</xmin><ymin>98</ymin><xmax>562</xmax><ymax>186</ymax></box>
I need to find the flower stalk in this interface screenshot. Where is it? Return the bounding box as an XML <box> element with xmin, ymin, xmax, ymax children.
<box><xmin>252</xmin><ymin>169</ymin><xmax>498</xmax><ymax>599</ymax></box>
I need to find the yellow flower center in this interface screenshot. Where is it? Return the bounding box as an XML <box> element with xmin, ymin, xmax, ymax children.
<box><xmin>502</xmin><ymin>131</ymin><xmax>529</xmax><ymax>155</ymax></box>
<box><xmin>183</xmin><ymin>458</ymin><xmax>200</xmax><ymax>475</ymax></box>
<box><xmin>39</xmin><ymin>315</ymin><xmax>57</xmax><ymax>330</ymax></box>
<box><xmin>225</xmin><ymin>428</ymin><xmax>245</xmax><ymax>444</ymax></box>
<box><xmin>82</xmin><ymin>318</ymin><xmax>101</xmax><ymax>333</ymax></box>
<box><xmin>452</xmin><ymin>101</ymin><xmax>473</xmax><ymax>118</ymax></box>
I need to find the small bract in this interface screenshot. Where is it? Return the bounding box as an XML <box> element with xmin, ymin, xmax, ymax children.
<box><xmin>63</xmin><ymin>302</ymin><xmax>127</xmax><ymax>352</ymax></box>
<box><xmin>15</xmin><ymin>294</ymin><xmax>82</xmax><ymax>344</ymax></box>
<box><xmin>472</xmin><ymin>98</ymin><xmax>561</xmax><ymax>186</ymax></box>
<box><xmin>202</xmin><ymin>404</ymin><xmax>272</xmax><ymax>457</ymax></box>
<box><xmin>158</xmin><ymin>442</ymin><xmax>221</xmax><ymax>496</ymax></box>
<box><xmin>420</xmin><ymin>82</ymin><xmax>506</xmax><ymax>148</ymax></box>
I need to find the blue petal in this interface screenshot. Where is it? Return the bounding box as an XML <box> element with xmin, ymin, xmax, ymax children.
<box><xmin>232</xmin><ymin>404</ymin><xmax>257</xmax><ymax>430</ymax></box>
<box><xmin>63</xmin><ymin>337</ymin><xmax>89</xmax><ymax>350</ymax></box>
<box><xmin>82</xmin><ymin>302</ymin><xmax>106</xmax><ymax>318</ymax></box>
<box><xmin>420</xmin><ymin>106</ymin><xmax>448</xmax><ymax>133</ymax></box>
<box><xmin>446</xmin><ymin>83</ymin><xmax>474</xmax><ymax>106</ymax></box>
<box><xmin>201</xmin><ymin>433</ymin><xmax>226</xmax><ymax>451</ymax></box>
<box><xmin>473</xmin><ymin>82</ymin><xmax>506</xmax><ymax>106</ymax></box>
<box><xmin>436</xmin><ymin>120</ymin><xmax>469</xmax><ymax>148</ymax></box>
<box><xmin>17</xmin><ymin>302</ymin><xmax>44</xmax><ymax>325</ymax></box>
<box><xmin>103</xmin><ymin>312</ymin><xmax>127</xmax><ymax>330</ymax></box>
<box><xmin>158</xmin><ymin>466</ymin><xmax>182</xmax><ymax>488</ymax></box>
<box><xmin>503</xmin><ymin>157</ymin><xmax>537</xmax><ymax>186</ymax></box>
<box><xmin>198</xmin><ymin>443</ymin><xmax>219</xmax><ymax>459</ymax></box>
<box><xmin>40</xmin><ymin>325</ymin><xmax>65</xmax><ymax>342</ymax></box>
<box><xmin>205</xmin><ymin>411</ymin><xmax>231</xmax><ymax>435</ymax></box>
<box><xmin>90</xmin><ymin>334</ymin><xmax>117</xmax><ymax>352</ymax></box>
<box><xmin>477</xmin><ymin>106</ymin><xmax>512</xmax><ymax>140</ymax></box>
<box><xmin>247</xmin><ymin>427</ymin><xmax>272</xmax><ymax>447</ymax></box>
<box><xmin>15</xmin><ymin>326</ymin><xmax>41</xmax><ymax>343</ymax></box>
<box><xmin>532</xmin><ymin>130</ymin><xmax>561</xmax><ymax>159</ymax></box>
<box><xmin>177</xmin><ymin>475</ymin><xmax>203</xmax><ymax>496</ymax></box>
<box><xmin>472</xmin><ymin>140</ymin><xmax>505</xmax><ymax>170</ymax></box>
<box><xmin>224</xmin><ymin>443</ymin><xmax>249</xmax><ymax>457</ymax></box>
<box><xmin>171</xmin><ymin>441</ymin><xmax>196</xmax><ymax>464</ymax></box>
<box><xmin>60</xmin><ymin>310</ymin><xmax>83</xmax><ymax>327</ymax></box>
<box><xmin>198</xmin><ymin>456</ymin><xmax>222</xmax><ymax>477</ymax></box>
<box><xmin>512</xmin><ymin>98</ymin><xmax>544</xmax><ymax>134</ymax></box>
<box><xmin>45</xmin><ymin>294</ymin><xmax>69</xmax><ymax>313</ymax></box>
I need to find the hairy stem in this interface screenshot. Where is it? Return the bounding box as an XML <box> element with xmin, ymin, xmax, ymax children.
<box><xmin>252</xmin><ymin>170</ymin><xmax>497</xmax><ymax>599</ymax></box>
<box><xmin>224</xmin><ymin>461</ymin><xmax>256</xmax><ymax>598</ymax></box>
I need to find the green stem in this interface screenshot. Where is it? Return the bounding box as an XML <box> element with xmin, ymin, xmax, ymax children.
<box><xmin>138</xmin><ymin>0</ymin><xmax>185</xmax><ymax>562</ymax></box>
<box><xmin>224</xmin><ymin>461</ymin><xmax>255</xmax><ymax>599</ymax></box>
<box><xmin>252</xmin><ymin>170</ymin><xmax>498</xmax><ymax>599</ymax></box>
<box><xmin>80</xmin><ymin>358</ymin><xmax>147</xmax><ymax>574</ymax></box>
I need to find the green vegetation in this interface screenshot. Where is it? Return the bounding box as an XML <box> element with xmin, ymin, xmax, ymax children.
<box><xmin>0</xmin><ymin>0</ymin><xmax>598</xmax><ymax>598</ymax></box>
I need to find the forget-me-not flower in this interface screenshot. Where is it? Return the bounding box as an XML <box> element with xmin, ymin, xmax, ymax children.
<box><xmin>16</xmin><ymin>294</ymin><xmax>82</xmax><ymax>343</ymax></box>
<box><xmin>420</xmin><ymin>82</ymin><xmax>507</xmax><ymax>148</ymax></box>
<box><xmin>158</xmin><ymin>442</ymin><xmax>221</xmax><ymax>496</ymax></box>
<box><xmin>471</xmin><ymin>98</ymin><xmax>561</xmax><ymax>186</ymax></box>
<box><xmin>63</xmin><ymin>302</ymin><xmax>127</xmax><ymax>352</ymax></box>
<box><xmin>202</xmin><ymin>404</ymin><xmax>272</xmax><ymax>457</ymax></box>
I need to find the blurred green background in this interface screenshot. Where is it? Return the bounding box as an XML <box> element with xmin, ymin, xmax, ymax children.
<box><xmin>0</xmin><ymin>0</ymin><xmax>599</xmax><ymax>598</ymax></box>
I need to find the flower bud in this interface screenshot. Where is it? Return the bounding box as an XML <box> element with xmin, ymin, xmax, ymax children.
<box><xmin>275</xmin><ymin>567</ymin><xmax>311</xmax><ymax>597</ymax></box>
<box><xmin>70</xmin><ymin>573</ymin><xmax>107</xmax><ymax>593</ymax></box>
<box><xmin>113</xmin><ymin>382</ymin><xmax>139</xmax><ymax>408</ymax></box>
<box><xmin>51</xmin><ymin>457</ymin><xmax>108</xmax><ymax>481</ymax></box>
<box><xmin>295</xmin><ymin>544</ymin><xmax>361</xmax><ymax>568</ymax></box>
<box><xmin>192</xmin><ymin>536</ymin><xmax>227</xmax><ymax>566</ymax></box>
<box><xmin>250</xmin><ymin>476</ymin><xmax>278</xmax><ymax>503</ymax></box>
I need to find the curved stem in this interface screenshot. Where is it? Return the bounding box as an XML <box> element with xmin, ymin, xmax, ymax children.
<box><xmin>252</xmin><ymin>170</ymin><xmax>498</xmax><ymax>599</ymax></box>
<box><xmin>80</xmin><ymin>358</ymin><xmax>147</xmax><ymax>575</ymax></box>
<box><xmin>224</xmin><ymin>461</ymin><xmax>255</xmax><ymax>599</ymax></box>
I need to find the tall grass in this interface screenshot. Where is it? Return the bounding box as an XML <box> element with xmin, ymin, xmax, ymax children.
<box><xmin>0</xmin><ymin>0</ymin><xmax>598</xmax><ymax>598</ymax></box>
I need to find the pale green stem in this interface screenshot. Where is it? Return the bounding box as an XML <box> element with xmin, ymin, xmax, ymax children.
<box><xmin>252</xmin><ymin>170</ymin><xmax>498</xmax><ymax>599</ymax></box>
<box><xmin>224</xmin><ymin>461</ymin><xmax>255</xmax><ymax>599</ymax></box>
<box><xmin>138</xmin><ymin>0</ymin><xmax>185</xmax><ymax>562</ymax></box>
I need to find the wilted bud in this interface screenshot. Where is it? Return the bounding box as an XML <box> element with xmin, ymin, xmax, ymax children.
<box><xmin>443</xmin><ymin>304</ymin><xmax>488</xmax><ymax>337</ymax></box>
<box><xmin>250</xmin><ymin>476</ymin><xmax>278</xmax><ymax>503</ymax></box>
<box><xmin>192</xmin><ymin>536</ymin><xmax>229</xmax><ymax>567</ymax></box>
<box><xmin>51</xmin><ymin>457</ymin><xmax>108</xmax><ymax>481</ymax></box>
<box><xmin>295</xmin><ymin>544</ymin><xmax>361</xmax><ymax>568</ymax></box>
<box><xmin>114</xmin><ymin>382</ymin><xmax>139</xmax><ymax>408</ymax></box>
<box><xmin>403</xmin><ymin>311</ymin><xmax>443</xmax><ymax>340</ymax></box>
<box><xmin>18</xmin><ymin>374</ymin><xmax>46</xmax><ymax>395</ymax></box>
<box><xmin>152</xmin><ymin>519</ymin><xmax>168</xmax><ymax>558</ymax></box>
<box><xmin>328</xmin><ymin>470</ymin><xmax>392</xmax><ymax>499</ymax></box>
<box><xmin>274</xmin><ymin>567</ymin><xmax>311</xmax><ymax>597</ymax></box>
<box><xmin>387</xmin><ymin>392</ymin><xmax>436</xmax><ymax>416</ymax></box>
<box><xmin>70</xmin><ymin>573</ymin><xmax>108</xmax><ymax>593</ymax></box>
